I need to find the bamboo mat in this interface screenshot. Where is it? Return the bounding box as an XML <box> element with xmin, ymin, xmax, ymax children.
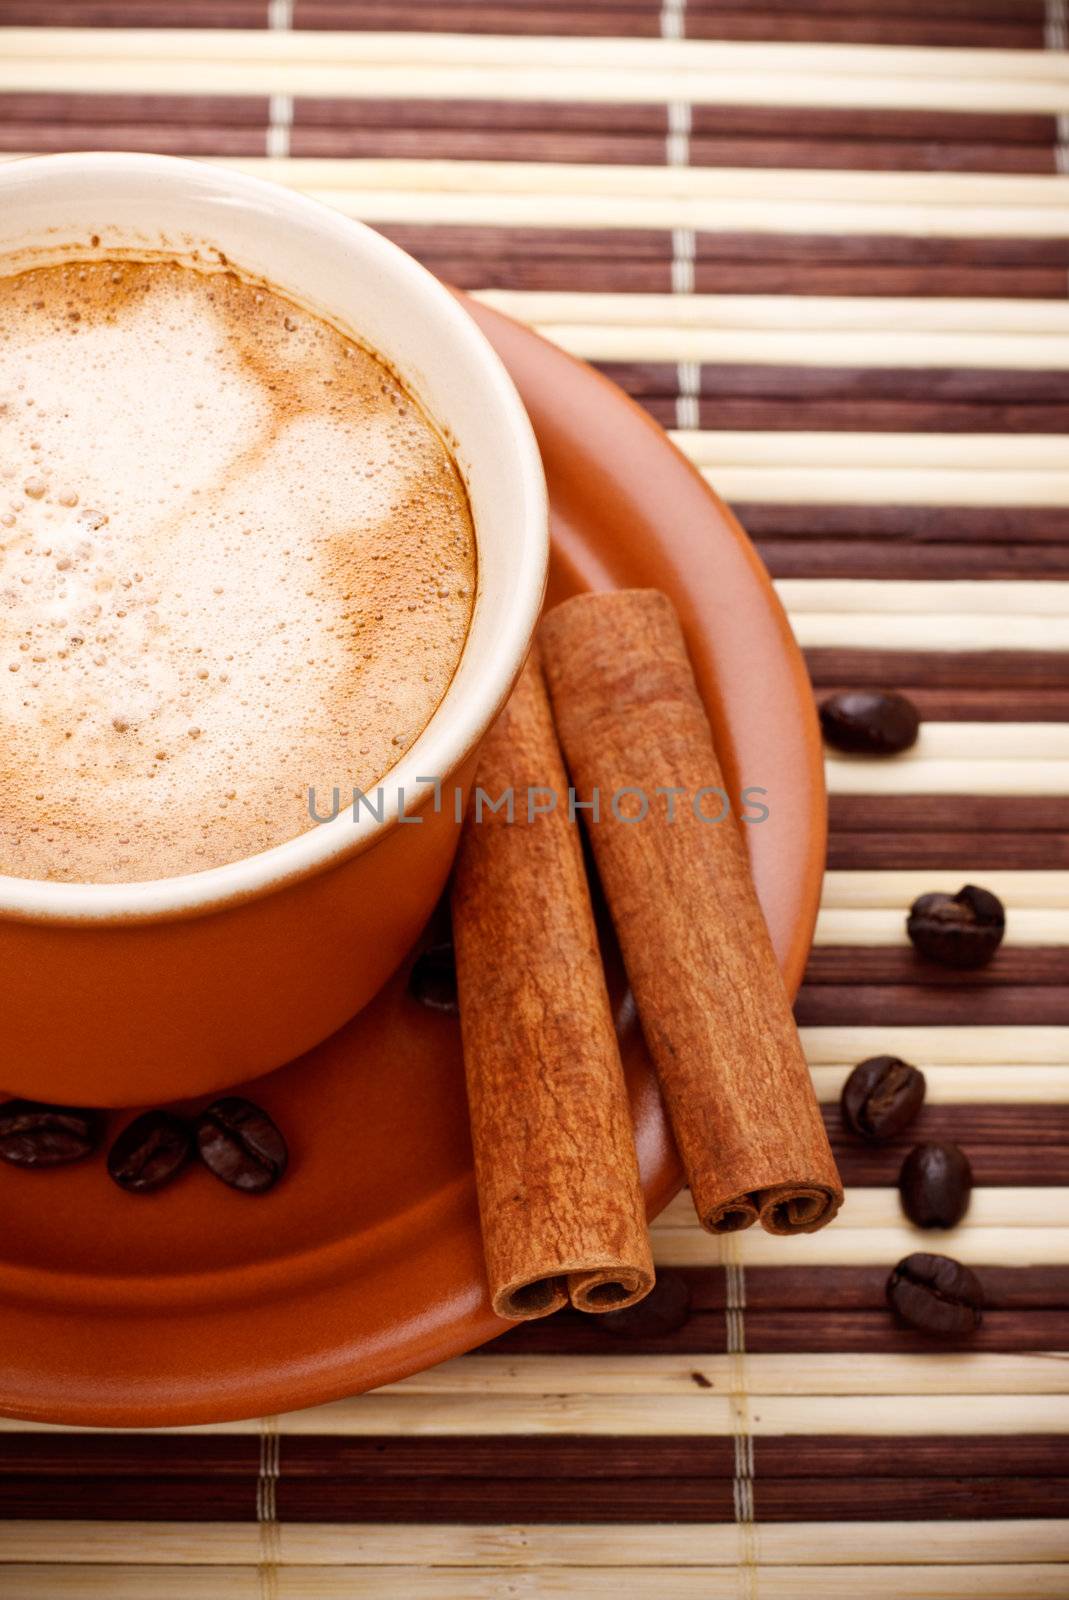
<box><xmin>1</xmin><ymin>6</ymin><xmax>1068</xmax><ymax>1599</ymax></box>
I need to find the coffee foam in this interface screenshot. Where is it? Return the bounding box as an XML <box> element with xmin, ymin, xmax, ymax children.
<box><xmin>0</xmin><ymin>258</ymin><xmax>476</xmax><ymax>882</ymax></box>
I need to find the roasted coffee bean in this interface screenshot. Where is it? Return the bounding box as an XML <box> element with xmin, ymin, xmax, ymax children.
<box><xmin>196</xmin><ymin>1097</ymin><xmax>288</xmax><ymax>1194</ymax></box>
<box><xmin>899</xmin><ymin>1142</ymin><xmax>973</xmax><ymax>1229</ymax></box>
<box><xmin>819</xmin><ymin>690</ymin><xmax>920</xmax><ymax>756</ymax></box>
<box><xmin>409</xmin><ymin>941</ymin><xmax>458</xmax><ymax>1012</ymax></box>
<box><xmin>886</xmin><ymin>1252</ymin><xmax>983</xmax><ymax>1336</ymax></box>
<box><xmin>0</xmin><ymin>1099</ymin><xmax>103</xmax><ymax>1168</ymax></box>
<box><xmin>907</xmin><ymin>884</ymin><xmax>1005</xmax><ymax>970</ymax></box>
<box><xmin>108</xmin><ymin>1111</ymin><xmax>193</xmax><ymax>1194</ymax></box>
<box><xmin>600</xmin><ymin>1271</ymin><xmax>692</xmax><ymax>1339</ymax></box>
<box><xmin>840</xmin><ymin>1055</ymin><xmax>926</xmax><ymax>1143</ymax></box>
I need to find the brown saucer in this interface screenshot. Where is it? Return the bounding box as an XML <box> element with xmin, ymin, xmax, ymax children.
<box><xmin>0</xmin><ymin>297</ymin><xmax>825</xmax><ymax>1429</ymax></box>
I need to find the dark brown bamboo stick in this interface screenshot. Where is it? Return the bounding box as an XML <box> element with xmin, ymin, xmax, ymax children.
<box><xmin>794</xmin><ymin>985</ymin><xmax>1069</xmax><ymax>1028</ymax></box>
<box><xmin>828</xmin><ymin>797</ymin><xmax>1069</xmax><ymax>834</ymax></box>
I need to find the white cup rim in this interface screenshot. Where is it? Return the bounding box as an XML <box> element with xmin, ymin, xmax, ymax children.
<box><xmin>0</xmin><ymin>152</ymin><xmax>548</xmax><ymax>923</ymax></box>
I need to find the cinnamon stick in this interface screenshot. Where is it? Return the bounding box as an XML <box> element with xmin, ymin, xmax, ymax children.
<box><xmin>541</xmin><ymin>589</ymin><xmax>842</xmax><ymax>1237</ymax></box>
<box><xmin>451</xmin><ymin>647</ymin><xmax>655</xmax><ymax>1320</ymax></box>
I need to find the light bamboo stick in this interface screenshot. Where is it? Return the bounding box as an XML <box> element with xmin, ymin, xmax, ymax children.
<box><xmin>208</xmin><ymin>158</ymin><xmax>1069</xmax><ymax>209</ymax></box>
<box><xmin>824</xmin><ymin>759</ymin><xmax>1069</xmax><ymax>797</ymax></box>
<box><xmin>824</xmin><ymin>726</ymin><xmax>1069</xmax><ymax>762</ymax></box>
<box><xmin>788</xmin><ymin>615</ymin><xmax>1069</xmax><ymax>651</ymax></box>
<box><xmin>6</xmin><ymin>59</ymin><xmax>1069</xmax><ymax>115</ymax></box>
<box><xmin>380</xmin><ymin>1352</ymin><xmax>1069</xmax><ymax>1396</ymax></box>
<box><xmin>306</xmin><ymin>188</ymin><xmax>1069</xmax><ymax>241</ymax></box>
<box><xmin>3</xmin><ymin>31</ymin><xmax>1067</xmax><ymax>83</ymax></box>
<box><xmin>4</xmin><ymin>1566</ymin><xmax>1067</xmax><ymax>1600</ymax></box>
<box><xmin>654</xmin><ymin>1223</ymin><xmax>1069</xmax><ymax>1269</ymax></box>
<box><xmin>4</xmin><ymin>1521</ymin><xmax>1067</xmax><ymax>1569</ymax></box>
<box><xmin>814</xmin><ymin>907</ymin><xmax>1068</xmax><ymax>947</ymax></box>
<box><xmin>808</xmin><ymin>1064</ymin><xmax>1069</xmax><ymax>1104</ymax></box>
<box><xmin>822</xmin><ymin>870</ymin><xmax>1069</xmax><ymax>907</ymax></box>
<box><xmin>679</xmin><ymin>438</ymin><xmax>1069</xmax><ymax>473</ymax></box>
<box><xmin>128</xmin><ymin>1391</ymin><xmax>1069</xmax><ymax>1436</ymax></box>
<box><xmin>478</xmin><ymin>291</ymin><xmax>1069</xmax><ymax>332</ymax></box>
<box><xmin>708</xmin><ymin>466</ymin><xmax>1069</xmax><ymax>509</ymax></box>
<box><xmin>9</xmin><ymin>1393</ymin><xmax>1063</xmax><ymax>1439</ymax></box>
<box><xmin>527</xmin><ymin>322</ymin><xmax>1069</xmax><ymax>365</ymax></box>
<box><xmin>781</xmin><ymin>581</ymin><xmax>1069</xmax><ymax>615</ymax></box>
<box><xmin>800</xmin><ymin>1024</ymin><xmax>1069</xmax><ymax>1064</ymax></box>
<box><xmin>657</xmin><ymin>1185</ymin><xmax>1069</xmax><ymax>1229</ymax></box>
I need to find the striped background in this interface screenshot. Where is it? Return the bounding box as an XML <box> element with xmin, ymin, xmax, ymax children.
<box><xmin>0</xmin><ymin>6</ymin><xmax>1068</xmax><ymax>1599</ymax></box>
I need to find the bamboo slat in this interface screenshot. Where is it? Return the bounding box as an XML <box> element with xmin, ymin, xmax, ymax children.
<box><xmin>656</xmin><ymin>1187</ymin><xmax>1069</xmax><ymax>1229</ymax></box>
<box><xmin>480</xmin><ymin>291</ymin><xmax>1069</xmax><ymax>329</ymax></box>
<box><xmin>828</xmin><ymin>798</ymin><xmax>1069</xmax><ymax>838</ymax></box>
<box><xmin>384</xmin><ymin>226</ymin><xmax>1069</xmax><ymax>267</ymax></box>
<box><xmin>207</xmin><ymin>156</ymin><xmax>1069</xmax><ymax>206</ymax></box>
<box><xmin>2</xmin><ymin>4</ymin><xmax>1046</xmax><ymax>50</ymax></box>
<box><xmin>2</xmin><ymin>1519</ymin><xmax>1066</xmax><ymax>1567</ymax></box>
<box><xmin>4</xmin><ymin>28</ymin><xmax>1068</xmax><ymax>80</ymax></box>
<box><xmin>375</xmin><ymin>1352</ymin><xmax>1069</xmax><ymax>1395</ymax></box>
<box><xmin>823</xmin><ymin>759</ymin><xmax>1069</xmax><ymax>793</ymax></box>
<box><xmin>653</xmin><ymin>1225</ymin><xmax>1069</xmax><ymax>1268</ymax></box>
<box><xmin>2</xmin><ymin>1428</ymin><xmax>1066</xmax><ymax>1475</ymax></box>
<box><xmin>801</xmin><ymin>1024</ymin><xmax>1069</xmax><ymax>1062</ymax></box>
<box><xmin>549</xmin><ymin>321</ymin><xmax>1069</xmax><ymax>363</ymax></box>
<box><xmin>824</xmin><ymin>835</ymin><xmax>1069</xmax><ymax>869</ymax></box>
<box><xmin>4</xmin><ymin>1395</ymin><xmax>1069</xmax><ymax>1439</ymax></box>
<box><xmin>829</xmin><ymin>1133</ymin><xmax>1069</xmax><ymax>1188</ymax></box>
<box><xmin>810</xmin><ymin>1065</ymin><xmax>1069</xmax><ymax>1101</ymax></box>
<box><xmin>793</xmin><ymin>614</ymin><xmax>1069</xmax><ymax>648</ymax></box>
<box><xmin>23</xmin><ymin>1391</ymin><xmax>1063</xmax><ymax>1436</ymax></box>
<box><xmin>6</xmin><ymin>1460</ymin><xmax>1065</xmax><ymax>1520</ymax></box>
<box><xmin>821</xmin><ymin>869</ymin><xmax>1069</xmax><ymax>904</ymax></box>
<box><xmin>812</xmin><ymin>908</ymin><xmax>1067</xmax><ymax>945</ymax></box>
<box><xmin>14</xmin><ymin>128</ymin><xmax>1065</xmax><ymax>179</ymax></box>
<box><xmin>819</xmin><ymin>870</ymin><xmax>1069</xmax><ymax>908</ymax></box>
<box><xmin>797</xmin><ymin>987</ymin><xmax>1069</xmax><ymax>1027</ymax></box>
<box><xmin>7</xmin><ymin>59</ymin><xmax>1069</xmax><ymax>115</ymax></box>
<box><xmin>785</xmin><ymin>581</ymin><xmax>1069</xmax><ymax>616</ymax></box>
<box><xmin>820</xmin><ymin>697</ymin><xmax>1069</xmax><ymax>726</ymax></box>
<box><xmin>711</xmin><ymin>469</ymin><xmax>1069</xmax><ymax>506</ymax></box>
<box><xmin>680</xmin><ymin>434</ymin><xmax>1069</xmax><ymax>469</ymax></box>
<box><xmin>804</xmin><ymin>945</ymin><xmax>1069</xmax><ymax>981</ymax></box>
<box><xmin>294</xmin><ymin>100</ymin><xmax>1062</xmax><ymax>143</ymax></box>
<box><xmin>828</xmin><ymin>725</ymin><xmax>1069</xmax><ymax>758</ymax></box>
<box><xmin>1</xmin><ymin>1564</ymin><xmax>1067</xmax><ymax>1600</ymax></box>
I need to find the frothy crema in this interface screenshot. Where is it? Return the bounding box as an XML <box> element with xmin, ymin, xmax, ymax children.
<box><xmin>0</xmin><ymin>258</ymin><xmax>476</xmax><ymax>882</ymax></box>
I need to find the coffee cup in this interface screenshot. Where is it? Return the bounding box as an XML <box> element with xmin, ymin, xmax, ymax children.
<box><xmin>0</xmin><ymin>152</ymin><xmax>548</xmax><ymax>1107</ymax></box>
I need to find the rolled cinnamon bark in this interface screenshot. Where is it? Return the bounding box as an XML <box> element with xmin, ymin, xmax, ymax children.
<box><xmin>452</xmin><ymin>647</ymin><xmax>655</xmax><ymax>1319</ymax></box>
<box><xmin>541</xmin><ymin>589</ymin><xmax>842</xmax><ymax>1237</ymax></box>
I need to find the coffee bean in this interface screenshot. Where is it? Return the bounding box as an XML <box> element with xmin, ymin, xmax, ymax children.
<box><xmin>108</xmin><ymin>1111</ymin><xmax>193</xmax><ymax>1194</ymax></box>
<box><xmin>819</xmin><ymin>690</ymin><xmax>920</xmax><ymax>756</ymax></box>
<box><xmin>886</xmin><ymin>1252</ymin><xmax>983</xmax><ymax>1336</ymax></box>
<box><xmin>0</xmin><ymin>1099</ymin><xmax>103</xmax><ymax>1168</ymax></box>
<box><xmin>907</xmin><ymin>884</ymin><xmax>1005</xmax><ymax>970</ymax></box>
<box><xmin>840</xmin><ymin>1056</ymin><xmax>926</xmax><ymax>1143</ymax></box>
<box><xmin>196</xmin><ymin>1098</ymin><xmax>288</xmax><ymax>1194</ymax></box>
<box><xmin>599</xmin><ymin>1271</ymin><xmax>691</xmax><ymax>1339</ymax></box>
<box><xmin>899</xmin><ymin>1142</ymin><xmax>973</xmax><ymax>1229</ymax></box>
<box><xmin>409</xmin><ymin>941</ymin><xmax>458</xmax><ymax>1012</ymax></box>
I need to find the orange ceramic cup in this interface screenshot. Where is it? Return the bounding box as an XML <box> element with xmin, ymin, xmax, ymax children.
<box><xmin>0</xmin><ymin>154</ymin><xmax>549</xmax><ymax>1107</ymax></box>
